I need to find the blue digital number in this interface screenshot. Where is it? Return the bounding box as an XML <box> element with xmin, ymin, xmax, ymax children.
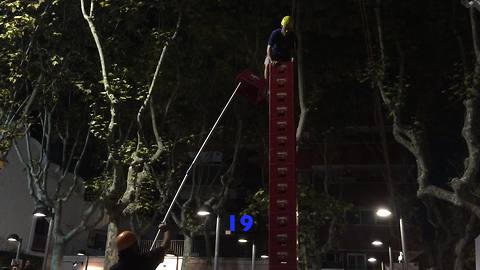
<box><xmin>229</xmin><ymin>214</ymin><xmax>254</xmax><ymax>232</ymax></box>
<box><xmin>240</xmin><ymin>215</ymin><xmax>253</xmax><ymax>232</ymax></box>
<box><xmin>229</xmin><ymin>214</ymin><xmax>236</xmax><ymax>232</ymax></box>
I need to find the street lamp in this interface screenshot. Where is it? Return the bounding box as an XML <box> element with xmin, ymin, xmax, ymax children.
<box><xmin>33</xmin><ymin>205</ymin><xmax>49</xmax><ymax>217</ymax></box>
<box><xmin>33</xmin><ymin>205</ymin><xmax>54</xmax><ymax>270</ymax></box>
<box><xmin>260</xmin><ymin>255</ymin><xmax>268</xmax><ymax>259</ymax></box>
<box><xmin>197</xmin><ymin>206</ymin><xmax>219</xmax><ymax>270</ymax></box>
<box><xmin>368</xmin><ymin>257</ymin><xmax>377</xmax><ymax>263</ymax></box>
<box><xmin>372</xmin><ymin>240</ymin><xmax>392</xmax><ymax>270</ymax></box>
<box><xmin>238</xmin><ymin>238</ymin><xmax>248</xmax><ymax>243</ymax></box>
<box><xmin>7</xmin><ymin>233</ymin><xmax>22</xmax><ymax>268</ymax></box>
<box><xmin>372</xmin><ymin>240</ymin><xmax>383</xmax><ymax>247</ymax></box>
<box><xmin>77</xmin><ymin>250</ymin><xmax>89</xmax><ymax>270</ymax></box>
<box><xmin>196</xmin><ymin>206</ymin><xmax>212</xmax><ymax>217</ymax></box>
<box><xmin>376</xmin><ymin>207</ymin><xmax>407</xmax><ymax>270</ymax></box>
<box><xmin>236</xmin><ymin>237</ymin><xmax>256</xmax><ymax>270</ymax></box>
<box><xmin>376</xmin><ymin>208</ymin><xmax>392</xmax><ymax>218</ymax></box>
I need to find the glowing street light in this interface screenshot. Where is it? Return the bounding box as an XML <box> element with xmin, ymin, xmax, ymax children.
<box><xmin>7</xmin><ymin>233</ymin><xmax>22</xmax><ymax>261</ymax></box>
<box><xmin>197</xmin><ymin>210</ymin><xmax>211</xmax><ymax>216</ymax></box>
<box><xmin>261</xmin><ymin>255</ymin><xmax>269</xmax><ymax>259</ymax></box>
<box><xmin>7</xmin><ymin>234</ymin><xmax>20</xmax><ymax>242</ymax></box>
<box><xmin>33</xmin><ymin>205</ymin><xmax>49</xmax><ymax>217</ymax></box>
<box><xmin>238</xmin><ymin>238</ymin><xmax>248</xmax><ymax>243</ymax></box>
<box><xmin>368</xmin><ymin>257</ymin><xmax>377</xmax><ymax>263</ymax></box>
<box><xmin>376</xmin><ymin>208</ymin><xmax>392</xmax><ymax>218</ymax></box>
<box><xmin>77</xmin><ymin>250</ymin><xmax>89</xmax><ymax>270</ymax></box>
<box><xmin>372</xmin><ymin>240</ymin><xmax>383</xmax><ymax>247</ymax></box>
<box><xmin>376</xmin><ymin>207</ymin><xmax>408</xmax><ymax>269</ymax></box>
<box><xmin>196</xmin><ymin>204</ymin><xmax>212</xmax><ymax>216</ymax></box>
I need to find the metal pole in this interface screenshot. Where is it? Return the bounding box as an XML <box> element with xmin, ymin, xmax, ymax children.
<box><xmin>150</xmin><ymin>82</ymin><xmax>243</xmax><ymax>251</ymax></box>
<box><xmin>388</xmin><ymin>245</ymin><xmax>393</xmax><ymax>270</ymax></box>
<box><xmin>15</xmin><ymin>240</ymin><xmax>21</xmax><ymax>260</ymax></box>
<box><xmin>214</xmin><ymin>215</ymin><xmax>220</xmax><ymax>270</ymax></box>
<box><xmin>85</xmin><ymin>255</ymin><xmax>89</xmax><ymax>270</ymax></box>
<box><xmin>42</xmin><ymin>216</ymin><xmax>54</xmax><ymax>270</ymax></box>
<box><xmin>251</xmin><ymin>243</ymin><xmax>256</xmax><ymax>270</ymax></box>
<box><xmin>381</xmin><ymin>261</ymin><xmax>385</xmax><ymax>270</ymax></box>
<box><xmin>399</xmin><ymin>218</ymin><xmax>408</xmax><ymax>270</ymax></box>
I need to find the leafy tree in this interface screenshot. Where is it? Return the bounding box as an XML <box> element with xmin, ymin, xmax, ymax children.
<box><xmin>358</xmin><ymin>0</ymin><xmax>480</xmax><ymax>268</ymax></box>
<box><xmin>0</xmin><ymin>2</ymin><xmax>108</xmax><ymax>269</ymax></box>
<box><xmin>75</xmin><ymin>0</ymin><xmax>236</xmax><ymax>267</ymax></box>
<box><xmin>0</xmin><ymin>0</ymin><xmax>50</xmax><ymax>161</ymax></box>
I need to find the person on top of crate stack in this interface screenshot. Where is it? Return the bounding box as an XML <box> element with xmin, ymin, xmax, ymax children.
<box><xmin>110</xmin><ymin>224</ymin><xmax>171</xmax><ymax>270</ymax></box>
<box><xmin>264</xmin><ymin>15</ymin><xmax>296</xmax><ymax>80</ymax></box>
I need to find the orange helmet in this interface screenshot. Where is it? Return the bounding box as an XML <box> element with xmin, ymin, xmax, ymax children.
<box><xmin>116</xmin><ymin>231</ymin><xmax>138</xmax><ymax>251</ymax></box>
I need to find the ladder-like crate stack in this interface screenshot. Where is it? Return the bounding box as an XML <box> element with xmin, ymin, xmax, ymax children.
<box><xmin>268</xmin><ymin>62</ymin><xmax>297</xmax><ymax>270</ymax></box>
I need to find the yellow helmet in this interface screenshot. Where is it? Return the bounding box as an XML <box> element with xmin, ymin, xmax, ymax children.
<box><xmin>281</xmin><ymin>16</ymin><xmax>293</xmax><ymax>28</ymax></box>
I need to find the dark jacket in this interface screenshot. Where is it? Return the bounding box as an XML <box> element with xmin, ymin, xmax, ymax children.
<box><xmin>110</xmin><ymin>245</ymin><xmax>166</xmax><ymax>270</ymax></box>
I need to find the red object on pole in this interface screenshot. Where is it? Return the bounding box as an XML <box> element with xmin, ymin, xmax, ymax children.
<box><xmin>268</xmin><ymin>62</ymin><xmax>297</xmax><ymax>270</ymax></box>
<box><xmin>235</xmin><ymin>69</ymin><xmax>266</xmax><ymax>104</ymax></box>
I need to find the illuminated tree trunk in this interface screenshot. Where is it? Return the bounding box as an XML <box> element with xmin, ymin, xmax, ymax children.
<box><xmin>104</xmin><ymin>220</ymin><xmax>120</xmax><ymax>270</ymax></box>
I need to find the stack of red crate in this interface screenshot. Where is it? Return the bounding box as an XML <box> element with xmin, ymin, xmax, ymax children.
<box><xmin>268</xmin><ymin>62</ymin><xmax>297</xmax><ymax>270</ymax></box>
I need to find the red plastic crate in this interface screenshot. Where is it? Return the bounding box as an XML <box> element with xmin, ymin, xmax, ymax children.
<box><xmin>268</xmin><ymin>61</ymin><xmax>297</xmax><ymax>270</ymax></box>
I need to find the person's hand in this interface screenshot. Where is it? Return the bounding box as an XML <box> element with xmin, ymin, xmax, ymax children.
<box><xmin>158</xmin><ymin>223</ymin><xmax>169</xmax><ymax>232</ymax></box>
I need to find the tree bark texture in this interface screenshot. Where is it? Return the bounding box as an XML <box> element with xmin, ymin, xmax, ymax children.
<box><xmin>182</xmin><ymin>235</ymin><xmax>193</xmax><ymax>270</ymax></box>
<box><xmin>50</xmin><ymin>239</ymin><xmax>65</xmax><ymax>270</ymax></box>
<box><xmin>454</xmin><ymin>214</ymin><xmax>478</xmax><ymax>270</ymax></box>
<box><xmin>104</xmin><ymin>220</ymin><xmax>120</xmax><ymax>270</ymax></box>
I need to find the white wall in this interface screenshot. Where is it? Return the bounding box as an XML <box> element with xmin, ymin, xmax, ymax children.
<box><xmin>0</xmin><ymin>137</ymin><xmax>90</xmax><ymax>257</ymax></box>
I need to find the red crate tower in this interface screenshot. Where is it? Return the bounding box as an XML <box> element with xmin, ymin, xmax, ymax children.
<box><xmin>268</xmin><ymin>62</ymin><xmax>297</xmax><ymax>270</ymax></box>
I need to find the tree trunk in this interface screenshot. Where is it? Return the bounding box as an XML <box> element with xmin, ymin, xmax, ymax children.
<box><xmin>454</xmin><ymin>215</ymin><xmax>478</xmax><ymax>270</ymax></box>
<box><xmin>104</xmin><ymin>220</ymin><xmax>120</xmax><ymax>269</ymax></box>
<box><xmin>299</xmin><ymin>242</ymin><xmax>308</xmax><ymax>270</ymax></box>
<box><xmin>50</xmin><ymin>239</ymin><xmax>65</xmax><ymax>270</ymax></box>
<box><xmin>294</xmin><ymin>0</ymin><xmax>308</xmax><ymax>143</ymax></box>
<box><xmin>182</xmin><ymin>235</ymin><xmax>193</xmax><ymax>270</ymax></box>
<box><xmin>203</xmin><ymin>230</ymin><xmax>213</xmax><ymax>267</ymax></box>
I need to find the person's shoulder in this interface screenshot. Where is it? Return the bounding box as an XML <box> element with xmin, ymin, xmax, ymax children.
<box><xmin>269</xmin><ymin>28</ymin><xmax>282</xmax><ymax>41</ymax></box>
<box><xmin>271</xmin><ymin>28</ymin><xmax>282</xmax><ymax>35</ymax></box>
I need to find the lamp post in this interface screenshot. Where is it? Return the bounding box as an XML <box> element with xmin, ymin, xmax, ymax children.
<box><xmin>376</xmin><ymin>208</ymin><xmax>407</xmax><ymax>270</ymax></box>
<box><xmin>251</xmin><ymin>242</ymin><xmax>256</xmax><ymax>270</ymax></box>
<box><xmin>7</xmin><ymin>234</ymin><xmax>22</xmax><ymax>260</ymax></box>
<box><xmin>77</xmin><ymin>250</ymin><xmax>89</xmax><ymax>270</ymax></box>
<box><xmin>368</xmin><ymin>257</ymin><xmax>377</xmax><ymax>270</ymax></box>
<box><xmin>371</xmin><ymin>240</ymin><xmax>392</xmax><ymax>270</ymax></box>
<box><xmin>34</xmin><ymin>205</ymin><xmax>54</xmax><ymax>270</ymax></box>
<box><xmin>196</xmin><ymin>207</ymin><xmax>222</xmax><ymax>270</ymax></box>
<box><xmin>237</xmin><ymin>237</ymin><xmax>255</xmax><ymax>270</ymax></box>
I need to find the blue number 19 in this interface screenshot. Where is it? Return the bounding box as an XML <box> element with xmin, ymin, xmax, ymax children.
<box><xmin>229</xmin><ymin>214</ymin><xmax>254</xmax><ymax>232</ymax></box>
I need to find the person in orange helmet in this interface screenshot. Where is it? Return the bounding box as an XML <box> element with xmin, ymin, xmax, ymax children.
<box><xmin>110</xmin><ymin>224</ymin><xmax>171</xmax><ymax>270</ymax></box>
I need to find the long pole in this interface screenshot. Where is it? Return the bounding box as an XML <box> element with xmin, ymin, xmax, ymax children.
<box><xmin>399</xmin><ymin>218</ymin><xmax>408</xmax><ymax>270</ymax></box>
<box><xmin>42</xmin><ymin>216</ymin><xmax>54</xmax><ymax>270</ymax></box>
<box><xmin>251</xmin><ymin>243</ymin><xmax>256</xmax><ymax>270</ymax></box>
<box><xmin>388</xmin><ymin>245</ymin><xmax>393</xmax><ymax>270</ymax></box>
<box><xmin>214</xmin><ymin>215</ymin><xmax>220</xmax><ymax>270</ymax></box>
<box><xmin>150</xmin><ymin>82</ymin><xmax>243</xmax><ymax>251</ymax></box>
